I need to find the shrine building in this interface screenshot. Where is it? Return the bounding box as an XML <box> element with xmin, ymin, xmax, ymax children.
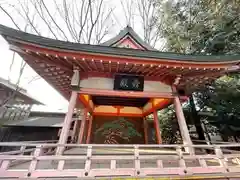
<box><xmin>0</xmin><ymin>25</ymin><xmax>239</xmax><ymax>149</ymax></box>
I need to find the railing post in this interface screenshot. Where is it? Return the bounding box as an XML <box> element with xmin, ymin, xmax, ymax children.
<box><xmin>27</xmin><ymin>145</ymin><xmax>42</xmax><ymax>178</ymax></box>
<box><xmin>0</xmin><ymin>160</ymin><xmax>10</xmax><ymax>171</ymax></box>
<box><xmin>57</xmin><ymin>159</ymin><xmax>65</xmax><ymax>171</ymax></box>
<box><xmin>110</xmin><ymin>160</ymin><xmax>117</xmax><ymax>170</ymax></box>
<box><xmin>199</xmin><ymin>158</ymin><xmax>207</xmax><ymax>168</ymax></box>
<box><xmin>85</xmin><ymin>145</ymin><xmax>92</xmax><ymax>177</ymax></box>
<box><xmin>20</xmin><ymin>145</ymin><xmax>26</xmax><ymax>155</ymax></box>
<box><xmin>134</xmin><ymin>145</ymin><xmax>140</xmax><ymax>176</ymax></box>
<box><xmin>57</xmin><ymin>146</ymin><xmax>65</xmax><ymax>171</ymax></box>
<box><xmin>176</xmin><ymin>146</ymin><xmax>187</xmax><ymax>175</ymax></box>
<box><xmin>214</xmin><ymin>146</ymin><xmax>229</xmax><ymax>172</ymax></box>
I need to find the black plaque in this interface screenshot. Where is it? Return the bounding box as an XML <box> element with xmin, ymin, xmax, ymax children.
<box><xmin>114</xmin><ymin>74</ymin><xmax>144</xmax><ymax>91</ymax></box>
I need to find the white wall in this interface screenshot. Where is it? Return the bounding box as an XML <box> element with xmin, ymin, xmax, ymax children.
<box><xmin>80</xmin><ymin>77</ymin><xmax>172</xmax><ymax>93</ymax></box>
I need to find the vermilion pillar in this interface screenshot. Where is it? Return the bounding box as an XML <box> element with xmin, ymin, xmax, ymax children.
<box><xmin>71</xmin><ymin>120</ymin><xmax>80</xmax><ymax>143</ymax></box>
<box><xmin>56</xmin><ymin>91</ymin><xmax>77</xmax><ymax>154</ymax></box>
<box><xmin>172</xmin><ymin>85</ymin><xmax>193</xmax><ymax>153</ymax></box>
<box><xmin>153</xmin><ymin>110</ymin><xmax>162</xmax><ymax>144</ymax></box>
<box><xmin>78</xmin><ymin>109</ymin><xmax>88</xmax><ymax>144</ymax></box>
<box><xmin>86</xmin><ymin>115</ymin><xmax>93</xmax><ymax>144</ymax></box>
<box><xmin>143</xmin><ymin>118</ymin><xmax>149</xmax><ymax>144</ymax></box>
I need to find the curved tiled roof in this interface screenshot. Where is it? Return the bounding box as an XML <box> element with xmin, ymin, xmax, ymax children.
<box><xmin>0</xmin><ymin>77</ymin><xmax>43</xmax><ymax>105</ymax></box>
<box><xmin>0</xmin><ymin>24</ymin><xmax>240</xmax><ymax>63</ymax></box>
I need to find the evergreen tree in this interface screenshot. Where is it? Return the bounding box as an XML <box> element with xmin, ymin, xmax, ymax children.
<box><xmin>155</xmin><ymin>0</ymin><xmax>240</xmax><ymax>54</ymax></box>
<box><xmin>154</xmin><ymin>0</ymin><xmax>240</xmax><ymax>142</ymax></box>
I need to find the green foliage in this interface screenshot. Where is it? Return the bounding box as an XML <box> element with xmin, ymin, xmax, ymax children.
<box><xmin>155</xmin><ymin>0</ymin><xmax>240</xmax><ymax>54</ymax></box>
<box><xmin>153</xmin><ymin>0</ymin><xmax>240</xmax><ymax>142</ymax></box>
<box><xmin>194</xmin><ymin>74</ymin><xmax>240</xmax><ymax>139</ymax></box>
<box><xmin>158</xmin><ymin>106</ymin><xmax>182</xmax><ymax>144</ymax></box>
<box><xmin>95</xmin><ymin>118</ymin><xmax>142</xmax><ymax>144</ymax></box>
<box><xmin>195</xmin><ymin>74</ymin><xmax>240</xmax><ymax>113</ymax></box>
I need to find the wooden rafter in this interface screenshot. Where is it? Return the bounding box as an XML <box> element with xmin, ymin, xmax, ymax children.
<box><xmin>13</xmin><ymin>45</ymin><xmax>237</xmax><ymax>99</ymax></box>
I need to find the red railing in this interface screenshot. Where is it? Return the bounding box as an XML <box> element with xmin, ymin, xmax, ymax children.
<box><xmin>0</xmin><ymin>143</ymin><xmax>240</xmax><ymax>179</ymax></box>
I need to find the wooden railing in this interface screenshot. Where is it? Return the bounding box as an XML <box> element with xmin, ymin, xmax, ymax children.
<box><xmin>0</xmin><ymin>143</ymin><xmax>240</xmax><ymax>179</ymax></box>
<box><xmin>0</xmin><ymin>140</ymin><xmax>58</xmax><ymax>155</ymax></box>
<box><xmin>0</xmin><ymin>140</ymin><xmax>58</xmax><ymax>169</ymax></box>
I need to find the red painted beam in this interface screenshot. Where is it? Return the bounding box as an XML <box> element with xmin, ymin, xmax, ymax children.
<box><xmin>21</xmin><ymin>44</ymin><xmax>233</xmax><ymax>68</ymax></box>
<box><xmin>79</xmin><ymin>88</ymin><xmax>174</xmax><ymax>99</ymax></box>
<box><xmin>143</xmin><ymin>99</ymin><xmax>171</xmax><ymax>116</ymax></box>
<box><xmin>93</xmin><ymin>112</ymin><xmax>143</xmax><ymax>117</ymax></box>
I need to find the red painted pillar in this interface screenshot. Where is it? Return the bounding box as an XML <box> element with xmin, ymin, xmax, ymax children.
<box><xmin>153</xmin><ymin>110</ymin><xmax>162</xmax><ymax>144</ymax></box>
<box><xmin>56</xmin><ymin>91</ymin><xmax>77</xmax><ymax>154</ymax></box>
<box><xmin>78</xmin><ymin>109</ymin><xmax>88</xmax><ymax>144</ymax></box>
<box><xmin>71</xmin><ymin>120</ymin><xmax>80</xmax><ymax>143</ymax></box>
<box><xmin>172</xmin><ymin>85</ymin><xmax>193</xmax><ymax>153</ymax></box>
<box><xmin>143</xmin><ymin>117</ymin><xmax>149</xmax><ymax>144</ymax></box>
<box><xmin>86</xmin><ymin>115</ymin><xmax>93</xmax><ymax>144</ymax></box>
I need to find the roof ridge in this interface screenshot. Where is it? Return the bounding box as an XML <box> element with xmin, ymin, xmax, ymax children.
<box><xmin>101</xmin><ymin>26</ymin><xmax>156</xmax><ymax>51</ymax></box>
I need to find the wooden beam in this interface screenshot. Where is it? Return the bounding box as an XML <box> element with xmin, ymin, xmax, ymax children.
<box><xmin>143</xmin><ymin>99</ymin><xmax>171</xmax><ymax>116</ymax></box>
<box><xmin>86</xmin><ymin>115</ymin><xmax>93</xmax><ymax>144</ymax></box>
<box><xmin>143</xmin><ymin>118</ymin><xmax>149</xmax><ymax>144</ymax></box>
<box><xmin>79</xmin><ymin>71</ymin><xmax>172</xmax><ymax>84</ymax></box>
<box><xmin>79</xmin><ymin>88</ymin><xmax>174</xmax><ymax>99</ymax></box>
<box><xmin>28</xmin><ymin>53</ymin><xmax>72</xmax><ymax>73</ymax></box>
<box><xmin>153</xmin><ymin>110</ymin><xmax>162</xmax><ymax>144</ymax></box>
<box><xmin>78</xmin><ymin>109</ymin><xmax>88</xmax><ymax>144</ymax></box>
<box><xmin>21</xmin><ymin>44</ymin><xmax>234</xmax><ymax>69</ymax></box>
<box><xmin>79</xmin><ymin>95</ymin><xmax>93</xmax><ymax>112</ymax></box>
<box><xmin>93</xmin><ymin>112</ymin><xmax>143</xmax><ymax>117</ymax></box>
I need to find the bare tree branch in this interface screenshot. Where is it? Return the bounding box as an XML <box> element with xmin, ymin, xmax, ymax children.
<box><xmin>136</xmin><ymin>0</ymin><xmax>162</xmax><ymax>48</ymax></box>
<box><xmin>8</xmin><ymin>52</ymin><xmax>16</xmax><ymax>82</ymax></box>
<box><xmin>40</xmin><ymin>0</ymin><xmax>68</xmax><ymax>41</ymax></box>
<box><xmin>88</xmin><ymin>0</ymin><xmax>103</xmax><ymax>43</ymax></box>
<box><xmin>62</xmin><ymin>0</ymin><xmax>78</xmax><ymax>41</ymax></box>
<box><xmin>30</xmin><ymin>0</ymin><xmax>58</xmax><ymax>39</ymax></box>
<box><xmin>17</xmin><ymin>0</ymin><xmax>41</xmax><ymax>35</ymax></box>
<box><xmin>0</xmin><ymin>5</ymin><xmax>21</xmax><ymax>30</ymax></box>
<box><xmin>0</xmin><ymin>0</ymin><xmax>114</xmax><ymax>110</ymax></box>
<box><xmin>78</xmin><ymin>0</ymin><xmax>91</xmax><ymax>42</ymax></box>
<box><xmin>0</xmin><ymin>59</ymin><xmax>27</xmax><ymax>107</ymax></box>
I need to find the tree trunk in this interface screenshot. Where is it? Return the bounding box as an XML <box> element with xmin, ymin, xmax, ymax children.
<box><xmin>189</xmin><ymin>94</ymin><xmax>206</xmax><ymax>143</ymax></box>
